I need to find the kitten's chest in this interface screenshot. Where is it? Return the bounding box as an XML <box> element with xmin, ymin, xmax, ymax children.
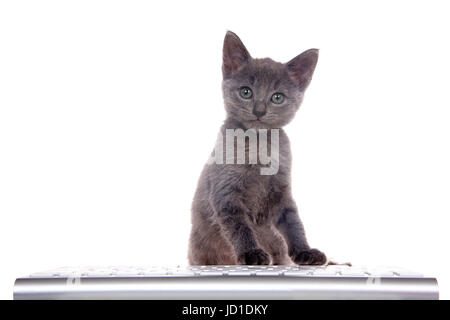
<box><xmin>242</xmin><ymin>166</ymin><xmax>289</xmax><ymax>224</ymax></box>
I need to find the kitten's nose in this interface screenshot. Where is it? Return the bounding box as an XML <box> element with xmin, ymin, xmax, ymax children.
<box><xmin>253</xmin><ymin>103</ymin><xmax>266</xmax><ymax>118</ymax></box>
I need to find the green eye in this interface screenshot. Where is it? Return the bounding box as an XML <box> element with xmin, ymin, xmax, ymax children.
<box><xmin>271</xmin><ymin>93</ymin><xmax>285</xmax><ymax>104</ymax></box>
<box><xmin>239</xmin><ymin>87</ymin><xmax>253</xmax><ymax>99</ymax></box>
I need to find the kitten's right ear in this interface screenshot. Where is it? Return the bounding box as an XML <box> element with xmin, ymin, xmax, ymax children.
<box><xmin>286</xmin><ymin>49</ymin><xmax>319</xmax><ymax>91</ymax></box>
<box><xmin>222</xmin><ymin>31</ymin><xmax>251</xmax><ymax>78</ymax></box>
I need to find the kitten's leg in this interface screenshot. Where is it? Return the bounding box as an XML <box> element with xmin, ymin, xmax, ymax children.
<box><xmin>275</xmin><ymin>207</ymin><xmax>327</xmax><ymax>265</ymax></box>
<box><xmin>188</xmin><ymin>220</ymin><xmax>237</xmax><ymax>265</ymax></box>
<box><xmin>214</xmin><ymin>201</ymin><xmax>270</xmax><ymax>265</ymax></box>
<box><xmin>255</xmin><ymin>225</ymin><xmax>290</xmax><ymax>265</ymax></box>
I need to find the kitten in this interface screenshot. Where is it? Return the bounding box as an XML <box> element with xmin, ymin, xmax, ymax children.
<box><xmin>188</xmin><ymin>31</ymin><xmax>327</xmax><ymax>265</ymax></box>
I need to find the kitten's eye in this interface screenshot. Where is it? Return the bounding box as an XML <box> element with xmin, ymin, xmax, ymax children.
<box><xmin>271</xmin><ymin>93</ymin><xmax>285</xmax><ymax>104</ymax></box>
<box><xmin>239</xmin><ymin>87</ymin><xmax>253</xmax><ymax>99</ymax></box>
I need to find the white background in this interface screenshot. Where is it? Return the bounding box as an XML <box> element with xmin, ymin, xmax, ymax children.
<box><xmin>1</xmin><ymin>0</ymin><xmax>449</xmax><ymax>300</ymax></box>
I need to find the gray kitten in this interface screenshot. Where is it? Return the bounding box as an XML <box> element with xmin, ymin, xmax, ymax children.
<box><xmin>188</xmin><ymin>31</ymin><xmax>327</xmax><ymax>265</ymax></box>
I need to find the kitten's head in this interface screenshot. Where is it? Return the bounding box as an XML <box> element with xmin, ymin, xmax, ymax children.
<box><xmin>222</xmin><ymin>31</ymin><xmax>318</xmax><ymax>129</ymax></box>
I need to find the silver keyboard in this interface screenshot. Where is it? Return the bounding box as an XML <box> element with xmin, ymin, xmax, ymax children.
<box><xmin>14</xmin><ymin>265</ymin><xmax>439</xmax><ymax>300</ymax></box>
<box><xmin>26</xmin><ymin>265</ymin><xmax>424</xmax><ymax>278</ymax></box>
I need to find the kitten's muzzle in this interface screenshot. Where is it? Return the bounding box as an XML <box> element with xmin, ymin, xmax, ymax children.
<box><xmin>252</xmin><ymin>102</ymin><xmax>267</xmax><ymax>119</ymax></box>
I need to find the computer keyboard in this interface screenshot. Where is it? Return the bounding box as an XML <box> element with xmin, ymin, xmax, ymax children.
<box><xmin>14</xmin><ymin>265</ymin><xmax>439</xmax><ymax>300</ymax></box>
<box><xmin>26</xmin><ymin>265</ymin><xmax>424</xmax><ymax>278</ymax></box>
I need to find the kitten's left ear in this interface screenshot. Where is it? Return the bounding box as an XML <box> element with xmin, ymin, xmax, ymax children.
<box><xmin>222</xmin><ymin>31</ymin><xmax>251</xmax><ymax>78</ymax></box>
<box><xmin>286</xmin><ymin>49</ymin><xmax>319</xmax><ymax>90</ymax></box>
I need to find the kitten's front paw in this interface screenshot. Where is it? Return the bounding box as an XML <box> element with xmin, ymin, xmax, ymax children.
<box><xmin>238</xmin><ymin>248</ymin><xmax>271</xmax><ymax>265</ymax></box>
<box><xmin>292</xmin><ymin>248</ymin><xmax>327</xmax><ymax>265</ymax></box>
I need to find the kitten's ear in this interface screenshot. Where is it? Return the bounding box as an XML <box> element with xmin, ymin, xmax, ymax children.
<box><xmin>222</xmin><ymin>31</ymin><xmax>251</xmax><ymax>78</ymax></box>
<box><xmin>286</xmin><ymin>49</ymin><xmax>319</xmax><ymax>90</ymax></box>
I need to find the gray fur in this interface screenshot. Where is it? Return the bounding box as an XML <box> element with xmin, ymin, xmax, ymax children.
<box><xmin>188</xmin><ymin>31</ymin><xmax>327</xmax><ymax>265</ymax></box>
